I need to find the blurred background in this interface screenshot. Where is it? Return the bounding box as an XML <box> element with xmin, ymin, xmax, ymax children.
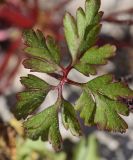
<box><xmin>0</xmin><ymin>0</ymin><xmax>133</xmax><ymax>159</ymax></box>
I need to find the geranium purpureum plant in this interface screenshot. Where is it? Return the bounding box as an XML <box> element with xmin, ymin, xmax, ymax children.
<box><xmin>16</xmin><ymin>0</ymin><xmax>133</xmax><ymax>151</ymax></box>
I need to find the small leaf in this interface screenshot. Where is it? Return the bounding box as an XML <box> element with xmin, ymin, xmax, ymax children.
<box><xmin>24</xmin><ymin>29</ymin><xmax>61</xmax><ymax>65</ymax></box>
<box><xmin>75</xmin><ymin>74</ymin><xmax>133</xmax><ymax>132</ymax></box>
<box><xmin>94</xmin><ymin>94</ymin><xmax>128</xmax><ymax>132</ymax></box>
<box><xmin>93</xmin><ymin>11</ymin><xmax>104</xmax><ymax>25</ymax></box>
<box><xmin>85</xmin><ymin>0</ymin><xmax>101</xmax><ymax>25</ymax></box>
<box><xmin>24</xmin><ymin>47</ymin><xmax>50</xmax><ymax>61</ymax></box>
<box><xmin>23</xmin><ymin>29</ymin><xmax>47</xmax><ymax>48</ymax></box>
<box><xmin>16</xmin><ymin>90</ymin><xmax>48</xmax><ymax>119</ymax></box>
<box><xmin>61</xmin><ymin>100</ymin><xmax>81</xmax><ymax>136</ymax></box>
<box><xmin>74</xmin><ymin>62</ymin><xmax>96</xmax><ymax>76</ymax></box>
<box><xmin>46</xmin><ymin>36</ymin><xmax>61</xmax><ymax>64</ymax></box>
<box><xmin>63</xmin><ymin>12</ymin><xmax>79</xmax><ymax>62</ymax></box>
<box><xmin>81</xmin><ymin>45</ymin><xmax>116</xmax><ymax>64</ymax></box>
<box><xmin>75</xmin><ymin>45</ymin><xmax>116</xmax><ymax>75</ymax></box>
<box><xmin>76</xmin><ymin>7</ymin><xmax>86</xmax><ymax>40</ymax></box>
<box><xmin>16</xmin><ymin>74</ymin><xmax>50</xmax><ymax>119</ymax></box>
<box><xmin>20</xmin><ymin>74</ymin><xmax>49</xmax><ymax>89</ymax></box>
<box><xmin>75</xmin><ymin>91</ymin><xmax>95</xmax><ymax>126</ymax></box>
<box><xmin>24</xmin><ymin>106</ymin><xmax>62</xmax><ymax>151</ymax></box>
<box><xmin>23</xmin><ymin>58</ymin><xmax>59</xmax><ymax>73</ymax></box>
<box><xmin>79</xmin><ymin>24</ymin><xmax>101</xmax><ymax>53</ymax></box>
<box><xmin>63</xmin><ymin>0</ymin><xmax>102</xmax><ymax>64</ymax></box>
<box><xmin>87</xmin><ymin>74</ymin><xmax>133</xmax><ymax>100</ymax></box>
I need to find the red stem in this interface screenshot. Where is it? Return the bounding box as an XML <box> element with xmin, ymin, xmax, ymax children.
<box><xmin>0</xmin><ymin>55</ymin><xmax>22</xmax><ymax>94</ymax></box>
<box><xmin>54</xmin><ymin>65</ymin><xmax>83</xmax><ymax>98</ymax></box>
<box><xmin>102</xmin><ymin>18</ymin><xmax>133</xmax><ymax>25</ymax></box>
<box><xmin>105</xmin><ymin>8</ymin><xmax>133</xmax><ymax>17</ymax></box>
<box><xmin>0</xmin><ymin>38</ymin><xmax>21</xmax><ymax>79</ymax></box>
<box><xmin>102</xmin><ymin>8</ymin><xmax>133</xmax><ymax>25</ymax></box>
<box><xmin>0</xmin><ymin>0</ymin><xmax>38</xmax><ymax>28</ymax></box>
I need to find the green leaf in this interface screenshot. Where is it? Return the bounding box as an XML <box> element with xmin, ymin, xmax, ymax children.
<box><xmin>75</xmin><ymin>91</ymin><xmax>95</xmax><ymax>126</ymax></box>
<box><xmin>79</xmin><ymin>0</ymin><xmax>102</xmax><ymax>53</ymax></box>
<box><xmin>23</xmin><ymin>30</ymin><xmax>61</xmax><ymax>65</ymax></box>
<box><xmin>16</xmin><ymin>74</ymin><xmax>50</xmax><ymax>119</ymax></box>
<box><xmin>20</xmin><ymin>74</ymin><xmax>49</xmax><ymax>89</ymax></box>
<box><xmin>94</xmin><ymin>94</ymin><xmax>128</xmax><ymax>132</ymax></box>
<box><xmin>73</xmin><ymin>135</ymin><xmax>100</xmax><ymax>160</ymax></box>
<box><xmin>85</xmin><ymin>0</ymin><xmax>101</xmax><ymax>25</ymax></box>
<box><xmin>24</xmin><ymin>106</ymin><xmax>62</xmax><ymax>151</ymax></box>
<box><xmin>73</xmin><ymin>138</ymin><xmax>86</xmax><ymax>160</ymax></box>
<box><xmin>16</xmin><ymin>138</ymin><xmax>66</xmax><ymax>160</ymax></box>
<box><xmin>87</xmin><ymin>74</ymin><xmax>133</xmax><ymax>100</ymax></box>
<box><xmin>61</xmin><ymin>100</ymin><xmax>81</xmax><ymax>136</ymax></box>
<box><xmin>63</xmin><ymin>0</ymin><xmax>102</xmax><ymax>63</ymax></box>
<box><xmin>46</xmin><ymin>36</ymin><xmax>61</xmax><ymax>64</ymax></box>
<box><xmin>63</xmin><ymin>12</ymin><xmax>79</xmax><ymax>62</ymax></box>
<box><xmin>23</xmin><ymin>29</ymin><xmax>47</xmax><ymax>48</ymax></box>
<box><xmin>79</xmin><ymin>24</ymin><xmax>101</xmax><ymax>53</ymax></box>
<box><xmin>16</xmin><ymin>91</ymin><xmax>48</xmax><ymax>119</ymax></box>
<box><xmin>74</xmin><ymin>62</ymin><xmax>96</xmax><ymax>76</ymax></box>
<box><xmin>86</xmin><ymin>135</ymin><xmax>100</xmax><ymax>160</ymax></box>
<box><xmin>75</xmin><ymin>74</ymin><xmax>133</xmax><ymax>132</ymax></box>
<box><xmin>81</xmin><ymin>45</ymin><xmax>116</xmax><ymax>64</ymax></box>
<box><xmin>77</xmin><ymin>8</ymin><xmax>86</xmax><ymax>40</ymax></box>
<box><xmin>23</xmin><ymin>58</ymin><xmax>59</xmax><ymax>73</ymax></box>
<box><xmin>24</xmin><ymin>47</ymin><xmax>50</xmax><ymax>62</ymax></box>
<box><xmin>75</xmin><ymin>45</ymin><xmax>116</xmax><ymax>76</ymax></box>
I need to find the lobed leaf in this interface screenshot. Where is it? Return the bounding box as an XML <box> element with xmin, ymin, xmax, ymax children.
<box><xmin>77</xmin><ymin>8</ymin><xmax>86</xmax><ymax>40</ymax></box>
<box><xmin>23</xmin><ymin>29</ymin><xmax>46</xmax><ymax>48</ymax></box>
<box><xmin>23</xmin><ymin>29</ymin><xmax>61</xmax><ymax>66</ymax></box>
<box><xmin>20</xmin><ymin>74</ymin><xmax>49</xmax><ymax>89</ymax></box>
<box><xmin>16</xmin><ymin>0</ymin><xmax>133</xmax><ymax>151</ymax></box>
<box><xmin>94</xmin><ymin>94</ymin><xmax>128</xmax><ymax>132</ymax></box>
<box><xmin>79</xmin><ymin>24</ymin><xmax>101</xmax><ymax>53</ymax></box>
<box><xmin>85</xmin><ymin>0</ymin><xmax>101</xmax><ymax>25</ymax></box>
<box><xmin>87</xmin><ymin>74</ymin><xmax>133</xmax><ymax>100</ymax></box>
<box><xmin>74</xmin><ymin>62</ymin><xmax>96</xmax><ymax>76</ymax></box>
<box><xmin>61</xmin><ymin>100</ymin><xmax>81</xmax><ymax>136</ymax></box>
<box><xmin>80</xmin><ymin>45</ymin><xmax>116</xmax><ymax>64</ymax></box>
<box><xmin>24</xmin><ymin>106</ymin><xmax>62</xmax><ymax>151</ymax></box>
<box><xmin>63</xmin><ymin>12</ymin><xmax>79</xmax><ymax>62</ymax></box>
<box><xmin>46</xmin><ymin>36</ymin><xmax>61</xmax><ymax>64</ymax></box>
<box><xmin>75</xmin><ymin>90</ymin><xmax>95</xmax><ymax>126</ymax></box>
<box><xmin>24</xmin><ymin>47</ymin><xmax>50</xmax><ymax>61</ymax></box>
<box><xmin>16</xmin><ymin>90</ymin><xmax>48</xmax><ymax>119</ymax></box>
<box><xmin>75</xmin><ymin>74</ymin><xmax>133</xmax><ymax>132</ymax></box>
<box><xmin>16</xmin><ymin>74</ymin><xmax>50</xmax><ymax>119</ymax></box>
<box><xmin>23</xmin><ymin>58</ymin><xmax>59</xmax><ymax>73</ymax></box>
<box><xmin>63</xmin><ymin>0</ymin><xmax>102</xmax><ymax>63</ymax></box>
<box><xmin>75</xmin><ymin>44</ymin><xmax>116</xmax><ymax>76</ymax></box>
